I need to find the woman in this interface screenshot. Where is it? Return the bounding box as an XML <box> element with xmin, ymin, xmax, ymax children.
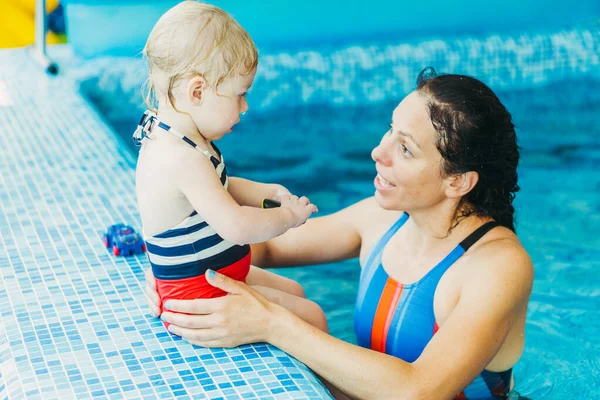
<box><xmin>144</xmin><ymin>68</ymin><xmax>533</xmax><ymax>400</ymax></box>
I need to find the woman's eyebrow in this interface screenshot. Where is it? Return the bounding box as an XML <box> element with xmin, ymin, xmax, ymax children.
<box><xmin>395</xmin><ymin>129</ymin><xmax>422</xmax><ymax>150</ymax></box>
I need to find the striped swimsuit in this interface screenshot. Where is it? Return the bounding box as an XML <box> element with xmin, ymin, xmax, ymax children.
<box><xmin>134</xmin><ymin>112</ymin><xmax>251</xmax><ymax>325</ymax></box>
<box><xmin>354</xmin><ymin>213</ymin><xmax>514</xmax><ymax>399</ymax></box>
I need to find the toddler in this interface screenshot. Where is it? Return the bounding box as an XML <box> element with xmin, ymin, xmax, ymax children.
<box><xmin>135</xmin><ymin>1</ymin><xmax>327</xmax><ymax>332</ymax></box>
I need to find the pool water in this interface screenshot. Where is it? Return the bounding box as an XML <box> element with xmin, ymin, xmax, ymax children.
<box><xmin>111</xmin><ymin>77</ymin><xmax>600</xmax><ymax>399</ymax></box>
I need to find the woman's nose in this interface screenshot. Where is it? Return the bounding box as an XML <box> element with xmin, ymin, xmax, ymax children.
<box><xmin>371</xmin><ymin>137</ymin><xmax>392</xmax><ymax>166</ymax></box>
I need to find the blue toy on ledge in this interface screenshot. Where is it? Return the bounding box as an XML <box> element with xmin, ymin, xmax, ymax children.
<box><xmin>103</xmin><ymin>223</ymin><xmax>146</xmax><ymax>256</ymax></box>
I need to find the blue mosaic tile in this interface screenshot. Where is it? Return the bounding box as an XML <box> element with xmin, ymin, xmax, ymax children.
<box><xmin>0</xmin><ymin>48</ymin><xmax>332</xmax><ymax>399</ymax></box>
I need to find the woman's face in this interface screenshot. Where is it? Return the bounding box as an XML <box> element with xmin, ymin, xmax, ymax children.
<box><xmin>371</xmin><ymin>91</ymin><xmax>447</xmax><ymax>212</ymax></box>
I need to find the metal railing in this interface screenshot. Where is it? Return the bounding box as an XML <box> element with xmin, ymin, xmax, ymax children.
<box><xmin>32</xmin><ymin>0</ymin><xmax>59</xmax><ymax>75</ymax></box>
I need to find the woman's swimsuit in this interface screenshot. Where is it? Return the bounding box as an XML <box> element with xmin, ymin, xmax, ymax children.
<box><xmin>134</xmin><ymin>112</ymin><xmax>251</xmax><ymax>327</ymax></box>
<box><xmin>354</xmin><ymin>213</ymin><xmax>513</xmax><ymax>399</ymax></box>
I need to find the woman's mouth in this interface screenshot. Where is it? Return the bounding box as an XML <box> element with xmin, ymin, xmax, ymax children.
<box><xmin>374</xmin><ymin>173</ymin><xmax>396</xmax><ymax>191</ymax></box>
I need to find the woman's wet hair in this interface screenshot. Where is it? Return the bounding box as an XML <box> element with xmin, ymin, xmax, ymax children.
<box><xmin>416</xmin><ymin>67</ymin><xmax>520</xmax><ymax>232</ymax></box>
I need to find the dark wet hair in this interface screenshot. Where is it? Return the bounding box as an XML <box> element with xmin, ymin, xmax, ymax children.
<box><xmin>416</xmin><ymin>67</ymin><xmax>520</xmax><ymax>232</ymax></box>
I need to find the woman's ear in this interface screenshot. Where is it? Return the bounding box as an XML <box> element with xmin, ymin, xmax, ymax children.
<box><xmin>445</xmin><ymin>171</ymin><xmax>479</xmax><ymax>199</ymax></box>
<box><xmin>187</xmin><ymin>75</ymin><xmax>207</xmax><ymax>105</ymax></box>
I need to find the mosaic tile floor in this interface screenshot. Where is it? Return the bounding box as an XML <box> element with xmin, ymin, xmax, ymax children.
<box><xmin>0</xmin><ymin>48</ymin><xmax>332</xmax><ymax>400</ymax></box>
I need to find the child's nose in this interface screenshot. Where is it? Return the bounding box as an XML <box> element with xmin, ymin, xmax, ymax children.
<box><xmin>241</xmin><ymin>97</ymin><xmax>249</xmax><ymax>114</ymax></box>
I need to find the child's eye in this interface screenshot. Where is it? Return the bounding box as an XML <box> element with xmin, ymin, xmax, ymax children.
<box><xmin>238</xmin><ymin>92</ymin><xmax>247</xmax><ymax>98</ymax></box>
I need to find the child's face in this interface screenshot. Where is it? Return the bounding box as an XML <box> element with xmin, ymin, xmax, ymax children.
<box><xmin>190</xmin><ymin>68</ymin><xmax>257</xmax><ymax>141</ymax></box>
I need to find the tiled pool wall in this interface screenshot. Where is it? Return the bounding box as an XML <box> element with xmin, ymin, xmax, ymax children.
<box><xmin>67</xmin><ymin>24</ymin><xmax>600</xmax><ymax>127</ymax></box>
<box><xmin>0</xmin><ymin>49</ymin><xmax>333</xmax><ymax>400</ymax></box>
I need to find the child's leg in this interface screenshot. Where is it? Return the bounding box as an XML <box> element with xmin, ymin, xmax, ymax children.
<box><xmin>246</xmin><ymin>268</ymin><xmax>349</xmax><ymax>399</ymax></box>
<box><xmin>246</xmin><ymin>265</ymin><xmax>306</xmax><ymax>298</ymax></box>
<box><xmin>249</xmin><ymin>284</ymin><xmax>328</xmax><ymax>333</ymax></box>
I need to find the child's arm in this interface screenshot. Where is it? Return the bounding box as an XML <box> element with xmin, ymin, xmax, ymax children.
<box><xmin>227</xmin><ymin>177</ymin><xmax>289</xmax><ymax>208</ymax></box>
<box><xmin>175</xmin><ymin>155</ymin><xmax>315</xmax><ymax>245</ymax></box>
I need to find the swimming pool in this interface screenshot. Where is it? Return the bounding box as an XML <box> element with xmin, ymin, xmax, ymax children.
<box><xmin>0</xmin><ymin>13</ymin><xmax>591</xmax><ymax>398</ymax></box>
<box><xmin>93</xmin><ymin>27</ymin><xmax>600</xmax><ymax>399</ymax></box>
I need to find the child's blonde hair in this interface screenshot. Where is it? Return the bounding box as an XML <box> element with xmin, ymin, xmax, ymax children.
<box><xmin>143</xmin><ymin>1</ymin><xmax>258</xmax><ymax>111</ymax></box>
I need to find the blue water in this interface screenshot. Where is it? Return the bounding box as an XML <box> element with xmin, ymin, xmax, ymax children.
<box><xmin>104</xmin><ymin>77</ymin><xmax>600</xmax><ymax>399</ymax></box>
<box><xmin>62</xmin><ymin>0</ymin><xmax>600</xmax><ymax>58</ymax></box>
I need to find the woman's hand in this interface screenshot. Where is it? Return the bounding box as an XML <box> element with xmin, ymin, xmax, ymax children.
<box><xmin>144</xmin><ymin>267</ymin><xmax>161</xmax><ymax>318</ymax></box>
<box><xmin>159</xmin><ymin>270</ymin><xmax>279</xmax><ymax>348</ymax></box>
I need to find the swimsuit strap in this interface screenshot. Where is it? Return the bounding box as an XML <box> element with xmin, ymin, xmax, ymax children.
<box><xmin>133</xmin><ymin>110</ymin><xmax>214</xmax><ymax>160</ymax></box>
<box><xmin>418</xmin><ymin>220</ymin><xmax>501</xmax><ymax>283</ymax></box>
<box><xmin>459</xmin><ymin>221</ymin><xmax>500</xmax><ymax>251</ymax></box>
<box><xmin>363</xmin><ymin>212</ymin><xmax>409</xmax><ymax>270</ymax></box>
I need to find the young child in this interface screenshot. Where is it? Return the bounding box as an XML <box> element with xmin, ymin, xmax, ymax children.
<box><xmin>134</xmin><ymin>1</ymin><xmax>327</xmax><ymax>332</ymax></box>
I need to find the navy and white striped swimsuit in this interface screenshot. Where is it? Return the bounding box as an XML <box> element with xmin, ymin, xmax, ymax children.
<box><xmin>134</xmin><ymin>112</ymin><xmax>251</xmax><ymax>314</ymax></box>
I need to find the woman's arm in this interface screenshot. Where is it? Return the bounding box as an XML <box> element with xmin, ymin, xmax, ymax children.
<box><xmin>269</xmin><ymin>244</ymin><xmax>532</xmax><ymax>399</ymax></box>
<box><xmin>143</xmin><ymin>198</ymin><xmax>374</xmax><ymax>316</ymax></box>
<box><xmin>272</xmin><ymin>241</ymin><xmax>533</xmax><ymax>399</ymax></box>
<box><xmin>250</xmin><ymin>197</ymin><xmax>376</xmax><ymax>268</ymax></box>
<box><xmin>162</xmin><ymin>240</ymin><xmax>533</xmax><ymax>400</ymax></box>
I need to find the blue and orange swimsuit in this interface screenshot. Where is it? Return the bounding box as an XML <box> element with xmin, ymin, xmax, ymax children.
<box><xmin>134</xmin><ymin>112</ymin><xmax>251</xmax><ymax>327</ymax></box>
<box><xmin>354</xmin><ymin>213</ymin><xmax>513</xmax><ymax>399</ymax></box>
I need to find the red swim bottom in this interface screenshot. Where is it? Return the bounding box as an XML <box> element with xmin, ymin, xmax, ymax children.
<box><xmin>155</xmin><ymin>252</ymin><xmax>251</xmax><ymax>330</ymax></box>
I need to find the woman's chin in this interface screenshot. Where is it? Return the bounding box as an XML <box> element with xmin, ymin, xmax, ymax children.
<box><xmin>374</xmin><ymin>190</ymin><xmax>401</xmax><ymax>210</ymax></box>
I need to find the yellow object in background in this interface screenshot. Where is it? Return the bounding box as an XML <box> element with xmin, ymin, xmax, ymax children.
<box><xmin>13</xmin><ymin>0</ymin><xmax>60</xmax><ymax>14</ymax></box>
<box><xmin>0</xmin><ymin>0</ymin><xmax>66</xmax><ymax>48</ymax></box>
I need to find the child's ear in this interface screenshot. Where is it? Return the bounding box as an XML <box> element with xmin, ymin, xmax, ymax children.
<box><xmin>187</xmin><ymin>75</ymin><xmax>207</xmax><ymax>105</ymax></box>
<box><xmin>445</xmin><ymin>171</ymin><xmax>479</xmax><ymax>199</ymax></box>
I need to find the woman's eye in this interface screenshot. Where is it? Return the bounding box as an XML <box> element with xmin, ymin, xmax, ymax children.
<box><xmin>401</xmin><ymin>144</ymin><xmax>413</xmax><ymax>158</ymax></box>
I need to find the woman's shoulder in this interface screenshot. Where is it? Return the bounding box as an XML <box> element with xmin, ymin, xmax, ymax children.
<box><xmin>462</xmin><ymin>227</ymin><xmax>533</xmax><ymax>299</ymax></box>
<box><xmin>347</xmin><ymin>197</ymin><xmax>403</xmax><ymax>217</ymax></box>
<box><xmin>344</xmin><ymin>197</ymin><xmax>404</xmax><ymax>239</ymax></box>
<box><xmin>470</xmin><ymin>227</ymin><xmax>531</xmax><ymax>265</ymax></box>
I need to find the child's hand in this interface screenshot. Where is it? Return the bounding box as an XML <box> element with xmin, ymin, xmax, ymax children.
<box><xmin>273</xmin><ymin>185</ymin><xmax>291</xmax><ymax>202</ymax></box>
<box><xmin>279</xmin><ymin>194</ymin><xmax>318</xmax><ymax>228</ymax></box>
